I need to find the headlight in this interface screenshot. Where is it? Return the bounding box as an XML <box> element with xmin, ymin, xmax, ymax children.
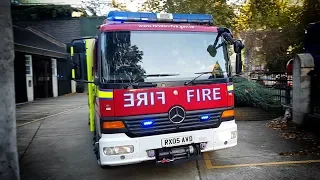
<box><xmin>103</xmin><ymin>145</ymin><xmax>134</xmax><ymax>155</ymax></box>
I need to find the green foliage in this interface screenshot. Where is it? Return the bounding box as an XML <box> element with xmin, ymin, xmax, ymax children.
<box><xmin>110</xmin><ymin>0</ymin><xmax>129</xmax><ymax>11</ymax></box>
<box><xmin>81</xmin><ymin>0</ymin><xmax>112</xmax><ymax>16</ymax></box>
<box><xmin>141</xmin><ymin>0</ymin><xmax>235</xmax><ymax>28</ymax></box>
<box><xmin>140</xmin><ymin>0</ymin><xmax>165</xmax><ymax>12</ymax></box>
<box><xmin>233</xmin><ymin>76</ymin><xmax>282</xmax><ymax>110</ymax></box>
<box><xmin>235</xmin><ymin>0</ymin><xmax>320</xmax><ymax>72</ymax></box>
<box><xmin>81</xmin><ymin>0</ymin><xmax>129</xmax><ymax>16</ymax></box>
<box><xmin>11</xmin><ymin>5</ymin><xmax>88</xmax><ymax>20</ymax></box>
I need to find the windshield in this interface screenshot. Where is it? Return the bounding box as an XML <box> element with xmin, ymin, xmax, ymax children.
<box><xmin>101</xmin><ymin>30</ymin><xmax>230</xmax><ymax>83</ymax></box>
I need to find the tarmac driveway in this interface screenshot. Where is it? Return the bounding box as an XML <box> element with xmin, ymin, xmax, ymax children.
<box><xmin>16</xmin><ymin>94</ymin><xmax>320</xmax><ymax>180</ymax></box>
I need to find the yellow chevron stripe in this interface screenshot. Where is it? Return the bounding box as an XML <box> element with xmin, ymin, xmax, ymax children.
<box><xmin>97</xmin><ymin>89</ymin><xmax>113</xmax><ymax>99</ymax></box>
<box><xmin>227</xmin><ymin>84</ymin><xmax>234</xmax><ymax>91</ymax></box>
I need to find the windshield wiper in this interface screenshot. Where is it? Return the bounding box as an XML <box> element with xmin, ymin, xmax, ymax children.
<box><xmin>184</xmin><ymin>72</ymin><xmax>212</xmax><ymax>85</ymax></box>
<box><xmin>124</xmin><ymin>73</ymin><xmax>179</xmax><ymax>89</ymax></box>
<box><xmin>184</xmin><ymin>72</ymin><xmax>226</xmax><ymax>85</ymax></box>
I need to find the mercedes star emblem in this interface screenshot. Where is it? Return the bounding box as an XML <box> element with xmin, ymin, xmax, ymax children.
<box><xmin>168</xmin><ymin>106</ymin><xmax>186</xmax><ymax>124</ymax></box>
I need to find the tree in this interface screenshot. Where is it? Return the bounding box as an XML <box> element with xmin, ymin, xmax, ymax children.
<box><xmin>233</xmin><ymin>76</ymin><xmax>282</xmax><ymax>110</ymax></box>
<box><xmin>140</xmin><ymin>0</ymin><xmax>165</xmax><ymax>12</ymax></box>
<box><xmin>0</xmin><ymin>1</ymin><xmax>20</xmax><ymax>179</ymax></box>
<box><xmin>234</xmin><ymin>0</ymin><xmax>305</xmax><ymax>71</ymax></box>
<box><xmin>81</xmin><ymin>0</ymin><xmax>129</xmax><ymax>16</ymax></box>
<box><xmin>141</xmin><ymin>0</ymin><xmax>235</xmax><ymax>28</ymax></box>
<box><xmin>111</xmin><ymin>0</ymin><xmax>129</xmax><ymax>11</ymax></box>
<box><xmin>213</xmin><ymin>62</ymin><xmax>223</xmax><ymax>74</ymax></box>
<box><xmin>106</xmin><ymin>31</ymin><xmax>145</xmax><ymax>81</ymax></box>
<box><xmin>81</xmin><ymin>0</ymin><xmax>112</xmax><ymax>16</ymax></box>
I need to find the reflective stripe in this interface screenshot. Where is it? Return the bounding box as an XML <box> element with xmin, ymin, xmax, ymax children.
<box><xmin>71</xmin><ymin>46</ymin><xmax>74</xmax><ymax>55</ymax></box>
<box><xmin>227</xmin><ymin>84</ymin><xmax>234</xmax><ymax>92</ymax></box>
<box><xmin>71</xmin><ymin>46</ymin><xmax>75</xmax><ymax>78</ymax></box>
<box><xmin>85</xmin><ymin>39</ymin><xmax>95</xmax><ymax>132</ymax></box>
<box><xmin>97</xmin><ymin>89</ymin><xmax>113</xmax><ymax>99</ymax></box>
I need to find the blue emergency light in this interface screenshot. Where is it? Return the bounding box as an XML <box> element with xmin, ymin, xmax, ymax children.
<box><xmin>141</xmin><ymin>120</ymin><xmax>154</xmax><ymax>127</ymax></box>
<box><xmin>200</xmin><ymin>115</ymin><xmax>210</xmax><ymax>121</ymax></box>
<box><xmin>106</xmin><ymin>11</ymin><xmax>213</xmax><ymax>24</ymax></box>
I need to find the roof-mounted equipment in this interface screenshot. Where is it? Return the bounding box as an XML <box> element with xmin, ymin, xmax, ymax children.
<box><xmin>106</xmin><ymin>11</ymin><xmax>213</xmax><ymax>25</ymax></box>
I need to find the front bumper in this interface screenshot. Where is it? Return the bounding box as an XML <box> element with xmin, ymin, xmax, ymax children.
<box><xmin>99</xmin><ymin>120</ymin><xmax>237</xmax><ymax>166</ymax></box>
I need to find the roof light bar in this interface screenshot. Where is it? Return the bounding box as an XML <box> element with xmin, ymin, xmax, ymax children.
<box><xmin>106</xmin><ymin>11</ymin><xmax>213</xmax><ymax>24</ymax></box>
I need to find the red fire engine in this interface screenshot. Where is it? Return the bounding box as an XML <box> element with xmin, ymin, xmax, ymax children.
<box><xmin>68</xmin><ymin>11</ymin><xmax>244</xmax><ymax>167</ymax></box>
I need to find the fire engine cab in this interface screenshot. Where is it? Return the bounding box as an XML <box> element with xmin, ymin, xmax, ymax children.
<box><xmin>67</xmin><ymin>11</ymin><xmax>244</xmax><ymax>167</ymax></box>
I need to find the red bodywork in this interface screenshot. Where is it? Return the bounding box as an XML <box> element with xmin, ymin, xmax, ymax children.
<box><xmin>96</xmin><ymin>23</ymin><xmax>233</xmax><ymax>118</ymax></box>
<box><xmin>98</xmin><ymin>83</ymin><xmax>234</xmax><ymax>117</ymax></box>
<box><xmin>100</xmin><ymin>23</ymin><xmax>218</xmax><ymax>33</ymax></box>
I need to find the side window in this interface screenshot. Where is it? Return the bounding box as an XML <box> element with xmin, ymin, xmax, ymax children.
<box><xmin>93</xmin><ymin>37</ymin><xmax>98</xmax><ymax>76</ymax></box>
<box><xmin>100</xmin><ymin>33</ymin><xmax>109</xmax><ymax>82</ymax></box>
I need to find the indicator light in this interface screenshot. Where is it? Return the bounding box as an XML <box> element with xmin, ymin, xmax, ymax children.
<box><xmin>221</xmin><ymin>110</ymin><xmax>235</xmax><ymax>118</ymax></box>
<box><xmin>103</xmin><ymin>121</ymin><xmax>125</xmax><ymax>129</ymax></box>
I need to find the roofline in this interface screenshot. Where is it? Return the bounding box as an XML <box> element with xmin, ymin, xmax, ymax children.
<box><xmin>14</xmin><ymin>43</ymin><xmax>67</xmax><ymax>59</ymax></box>
<box><xmin>25</xmin><ymin>27</ymin><xmax>66</xmax><ymax>48</ymax></box>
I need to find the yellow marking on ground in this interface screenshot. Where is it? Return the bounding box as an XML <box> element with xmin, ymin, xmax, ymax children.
<box><xmin>203</xmin><ymin>152</ymin><xmax>320</xmax><ymax>169</ymax></box>
<box><xmin>17</xmin><ymin>105</ymin><xmax>86</xmax><ymax>127</ymax></box>
<box><xmin>203</xmin><ymin>152</ymin><xmax>214</xmax><ymax>168</ymax></box>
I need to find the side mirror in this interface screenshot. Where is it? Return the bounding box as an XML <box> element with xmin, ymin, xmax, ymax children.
<box><xmin>67</xmin><ymin>37</ymin><xmax>97</xmax><ymax>83</ymax></box>
<box><xmin>207</xmin><ymin>44</ymin><xmax>217</xmax><ymax>57</ymax></box>
<box><xmin>68</xmin><ymin>41</ymin><xmax>87</xmax><ymax>81</ymax></box>
<box><xmin>234</xmin><ymin>40</ymin><xmax>244</xmax><ymax>54</ymax></box>
<box><xmin>234</xmin><ymin>40</ymin><xmax>244</xmax><ymax>74</ymax></box>
<box><xmin>71</xmin><ymin>53</ymin><xmax>85</xmax><ymax>80</ymax></box>
<box><xmin>73</xmin><ymin>41</ymin><xmax>86</xmax><ymax>53</ymax></box>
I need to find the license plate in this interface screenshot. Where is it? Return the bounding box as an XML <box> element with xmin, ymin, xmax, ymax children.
<box><xmin>161</xmin><ymin>136</ymin><xmax>194</xmax><ymax>147</ymax></box>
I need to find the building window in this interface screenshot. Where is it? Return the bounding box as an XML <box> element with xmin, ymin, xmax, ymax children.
<box><xmin>25</xmin><ymin>55</ymin><xmax>32</xmax><ymax>76</ymax></box>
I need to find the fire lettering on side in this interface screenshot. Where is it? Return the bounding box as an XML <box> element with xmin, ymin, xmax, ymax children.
<box><xmin>123</xmin><ymin>92</ymin><xmax>165</xmax><ymax>107</ymax></box>
<box><xmin>186</xmin><ymin>88</ymin><xmax>221</xmax><ymax>102</ymax></box>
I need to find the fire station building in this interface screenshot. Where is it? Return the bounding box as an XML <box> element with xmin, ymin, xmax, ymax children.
<box><xmin>13</xmin><ymin>25</ymin><xmax>75</xmax><ymax>104</ymax></box>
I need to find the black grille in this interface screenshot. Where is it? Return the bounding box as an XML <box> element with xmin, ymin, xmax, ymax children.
<box><xmin>122</xmin><ymin>108</ymin><xmax>228</xmax><ymax>137</ymax></box>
